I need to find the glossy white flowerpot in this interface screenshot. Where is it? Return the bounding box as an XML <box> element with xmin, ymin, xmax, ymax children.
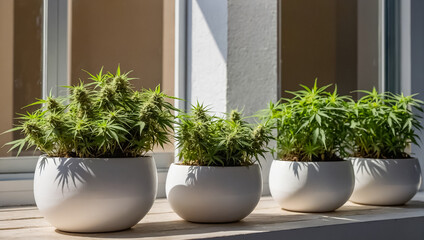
<box><xmin>349</xmin><ymin>157</ymin><xmax>422</xmax><ymax>205</ymax></box>
<box><xmin>269</xmin><ymin>160</ymin><xmax>354</xmax><ymax>212</ymax></box>
<box><xmin>34</xmin><ymin>156</ymin><xmax>157</xmax><ymax>233</ymax></box>
<box><xmin>166</xmin><ymin>163</ymin><xmax>262</xmax><ymax>223</ymax></box>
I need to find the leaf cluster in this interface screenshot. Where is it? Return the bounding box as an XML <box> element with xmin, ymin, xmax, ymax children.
<box><xmin>348</xmin><ymin>88</ymin><xmax>423</xmax><ymax>159</ymax></box>
<box><xmin>176</xmin><ymin>103</ymin><xmax>273</xmax><ymax>166</ymax></box>
<box><xmin>264</xmin><ymin>81</ymin><xmax>351</xmax><ymax>162</ymax></box>
<box><xmin>5</xmin><ymin>66</ymin><xmax>177</xmax><ymax>158</ymax></box>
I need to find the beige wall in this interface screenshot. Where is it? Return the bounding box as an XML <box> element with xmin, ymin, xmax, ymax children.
<box><xmin>0</xmin><ymin>0</ymin><xmax>14</xmax><ymax>157</ymax></box>
<box><xmin>70</xmin><ymin>0</ymin><xmax>174</xmax><ymax>96</ymax></box>
<box><xmin>162</xmin><ymin>0</ymin><xmax>175</xmax><ymax>152</ymax></box>
<box><xmin>13</xmin><ymin>0</ymin><xmax>43</xmax><ymax>142</ymax></box>
<box><xmin>280</xmin><ymin>0</ymin><xmax>357</xmax><ymax>98</ymax></box>
<box><xmin>162</xmin><ymin>0</ymin><xmax>175</xmax><ymax>97</ymax></box>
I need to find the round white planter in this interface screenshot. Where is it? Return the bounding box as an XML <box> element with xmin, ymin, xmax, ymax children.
<box><xmin>269</xmin><ymin>160</ymin><xmax>354</xmax><ymax>212</ymax></box>
<box><xmin>166</xmin><ymin>163</ymin><xmax>262</xmax><ymax>223</ymax></box>
<box><xmin>349</xmin><ymin>157</ymin><xmax>422</xmax><ymax>205</ymax></box>
<box><xmin>33</xmin><ymin>156</ymin><xmax>157</xmax><ymax>233</ymax></box>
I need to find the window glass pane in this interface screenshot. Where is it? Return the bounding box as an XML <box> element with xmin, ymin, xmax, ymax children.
<box><xmin>0</xmin><ymin>0</ymin><xmax>43</xmax><ymax>157</ymax></box>
<box><xmin>280</xmin><ymin>0</ymin><xmax>380</xmax><ymax>99</ymax></box>
<box><xmin>70</xmin><ymin>0</ymin><xmax>175</xmax><ymax>152</ymax></box>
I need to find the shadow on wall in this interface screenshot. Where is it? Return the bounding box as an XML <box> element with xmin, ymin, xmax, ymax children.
<box><xmin>195</xmin><ymin>0</ymin><xmax>228</xmax><ymax>61</ymax></box>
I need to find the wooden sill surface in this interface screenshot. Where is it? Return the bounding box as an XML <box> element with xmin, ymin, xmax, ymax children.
<box><xmin>1</xmin><ymin>193</ymin><xmax>424</xmax><ymax>240</ymax></box>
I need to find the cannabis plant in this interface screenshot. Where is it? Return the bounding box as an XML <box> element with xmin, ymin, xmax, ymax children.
<box><xmin>264</xmin><ymin>81</ymin><xmax>351</xmax><ymax>162</ymax></box>
<box><xmin>176</xmin><ymin>103</ymin><xmax>273</xmax><ymax>166</ymax></box>
<box><xmin>4</xmin><ymin>66</ymin><xmax>177</xmax><ymax>158</ymax></box>
<box><xmin>348</xmin><ymin>88</ymin><xmax>423</xmax><ymax>159</ymax></box>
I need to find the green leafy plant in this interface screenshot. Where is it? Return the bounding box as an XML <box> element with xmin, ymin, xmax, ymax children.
<box><xmin>176</xmin><ymin>103</ymin><xmax>273</xmax><ymax>166</ymax></box>
<box><xmin>4</xmin><ymin>66</ymin><xmax>177</xmax><ymax>158</ymax></box>
<box><xmin>264</xmin><ymin>81</ymin><xmax>351</xmax><ymax>162</ymax></box>
<box><xmin>348</xmin><ymin>88</ymin><xmax>423</xmax><ymax>159</ymax></box>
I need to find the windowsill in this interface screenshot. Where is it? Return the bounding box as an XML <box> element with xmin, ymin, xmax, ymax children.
<box><xmin>0</xmin><ymin>152</ymin><xmax>175</xmax><ymax>206</ymax></box>
<box><xmin>1</xmin><ymin>193</ymin><xmax>423</xmax><ymax>239</ymax></box>
<box><xmin>0</xmin><ymin>152</ymin><xmax>174</xmax><ymax>174</ymax></box>
<box><xmin>0</xmin><ymin>156</ymin><xmax>38</xmax><ymax>173</ymax></box>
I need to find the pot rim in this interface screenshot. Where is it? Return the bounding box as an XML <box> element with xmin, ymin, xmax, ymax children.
<box><xmin>38</xmin><ymin>154</ymin><xmax>153</xmax><ymax>160</ymax></box>
<box><xmin>346</xmin><ymin>157</ymin><xmax>418</xmax><ymax>161</ymax></box>
<box><xmin>272</xmin><ymin>159</ymin><xmax>351</xmax><ymax>163</ymax></box>
<box><xmin>171</xmin><ymin>162</ymin><xmax>259</xmax><ymax>168</ymax></box>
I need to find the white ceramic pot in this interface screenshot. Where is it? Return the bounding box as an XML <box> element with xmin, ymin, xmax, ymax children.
<box><xmin>269</xmin><ymin>160</ymin><xmax>354</xmax><ymax>212</ymax></box>
<box><xmin>349</xmin><ymin>157</ymin><xmax>422</xmax><ymax>205</ymax></box>
<box><xmin>166</xmin><ymin>163</ymin><xmax>262</xmax><ymax>223</ymax></box>
<box><xmin>34</xmin><ymin>156</ymin><xmax>157</xmax><ymax>233</ymax></box>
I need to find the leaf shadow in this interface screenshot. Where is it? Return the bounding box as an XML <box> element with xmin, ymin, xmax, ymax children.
<box><xmin>53</xmin><ymin>158</ymin><xmax>94</xmax><ymax>192</ymax></box>
<box><xmin>185</xmin><ymin>166</ymin><xmax>198</xmax><ymax>185</ymax></box>
<box><xmin>352</xmin><ymin>158</ymin><xmax>391</xmax><ymax>178</ymax></box>
<box><xmin>37</xmin><ymin>155</ymin><xmax>48</xmax><ymax>174</ymax></box>
<box><xmin>289</xmin><ymin>161</ymin><xmax>320</xmax><ymax>179</ymax></box>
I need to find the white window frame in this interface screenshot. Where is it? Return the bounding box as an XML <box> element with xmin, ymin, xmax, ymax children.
<box><xmin>43</xmin><ymin>0</ymin><xmax>70</xmax><ymax>100</ymax></box>
<box><xmin>379</xmin><ymin>0</ymin><xmax>386</xmax><ymax>92</ymax></box>
<box><xmin>174</xmin><ymin>0</ymin><xmax>187</xmax><ymax>162</ymax></box>
<box><xmin>0</xmin><ymin>0</ymin><xmax>69</xmax><ymax>175</ymax></box>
